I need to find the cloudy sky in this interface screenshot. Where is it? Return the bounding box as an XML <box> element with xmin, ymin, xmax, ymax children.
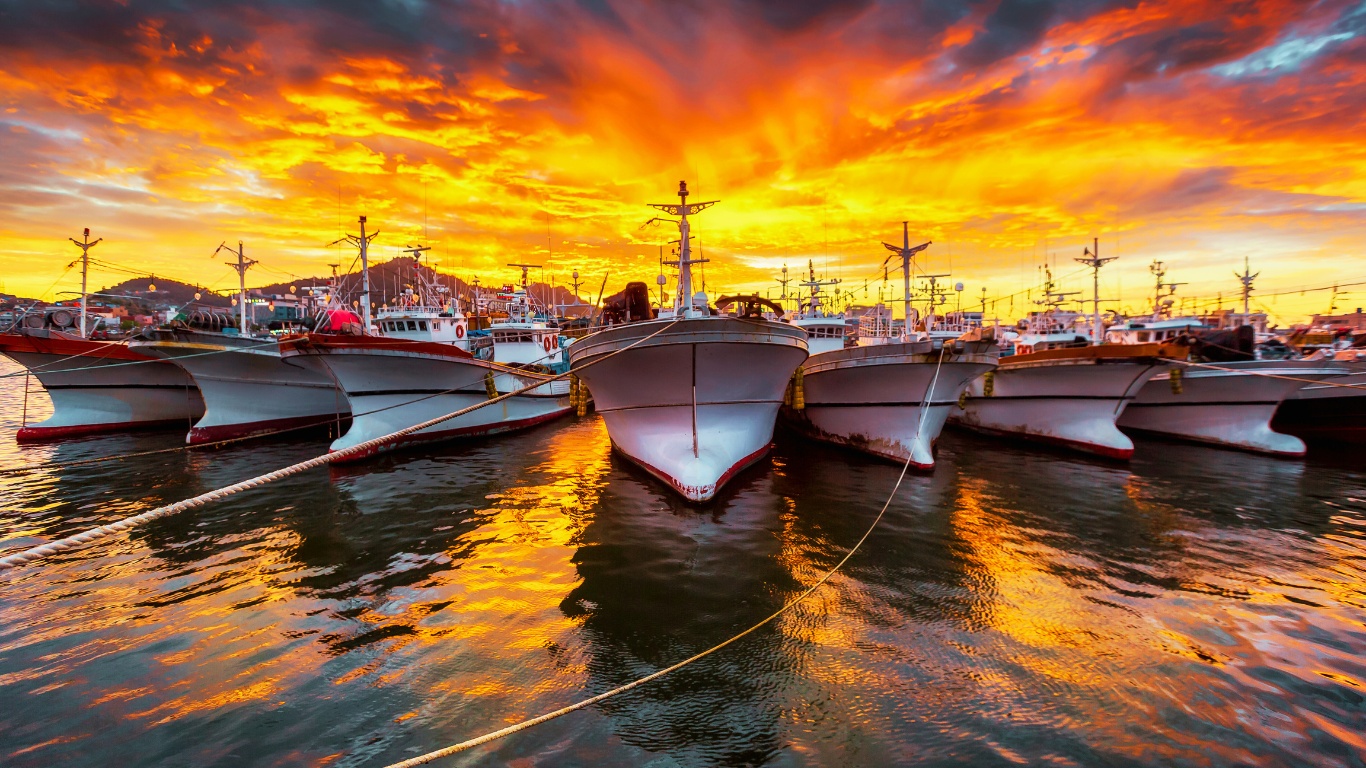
<box><xmin>1</xmin><ymin>0</ymin><xmax>1363</xmax><ymax>321</ymax></box>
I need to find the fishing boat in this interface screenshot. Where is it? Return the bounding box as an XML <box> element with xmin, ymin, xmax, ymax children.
<box><xmin>280</xmin><ymin>257</ymin><xmax>572</xmax><ymax>460</ymax></box>
<box><xmin>1103</xmin><ymin>262</ymin><xmax>1348</xmax><ymax>456</ymax></box>
<box><xmin>954</xmin><ymin>255</ymin><xmax>1177</xmax><ymax>459</ymax></box>
<box><xmin>568</xmin><ymin>182</ymin><xmax>808</xmax><ymax>502</ymax></box>
<box><xmin>1</xmin><ymin>309</ymin><xmax>205</xmax><ymax>441</ymax></box>
<box><xmin>128</xmin><ymin>236</ymin><xmax>354</xmax><ymax>444</ymax></box>
<box><xmin>1108</xmin><ymin>323</ymin><xmax>1346</xmax><ymax>456</ymax></box>
<box><xmin>0</xmin><ymin>229</ymin><xmax>205</xmax><ymax>441</ymax></box>
<box><xmin>1272</xmin><ymin>347</ymin><xmax>1366</xmax><ymax>445</ymax></box>
<box><xmin>783</xmin><ymin>237</ymin><xmax>998</xmax><ymax>468</ymax></box>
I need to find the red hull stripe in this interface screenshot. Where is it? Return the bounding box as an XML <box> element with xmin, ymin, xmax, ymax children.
<box><xmin>614</xmin><ymin>443</ymin><xmax>773</xmax><ymax>502</ymax></box>
<box><xmin>279</xmin><ymin>333</ymin><xmax>475</xmax><ymax>360</ymax></box>
<box><xmin>0</xmin><ymin>334</ymin><xmax>158</xmax><ymax>362</ymax></box>
<box><xmin>16</xmin><ymin>418</ymin><xmax>193</xmax><ymax>443</ymax></box>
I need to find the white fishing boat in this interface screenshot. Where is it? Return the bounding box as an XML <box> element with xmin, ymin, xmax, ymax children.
<box><xmin>1272</xmin><ymin>347</ymin><xmax>1366</xmax><ymax>446</ymax></box>
<box><xmin>129</xmin><ymin>235</ymin><xmax>355</xmax><ymax>444</ymax></box>
<box><xmin>1106</xmin><ymin>272</ymin><xmax>1347</xmax><ymax>455</ymax></box>
<box><xmin>568</xmin><ymin>182</ymin><xmax>808</xmax><ymax>502</ymax></box>
<box><xmin>783</xmin><ymin>237</ymin><xmax>998</xmax><ymax>468</ymax></box>
<box><xmin>0</xmin><ymin>229</ymin><xmax>205</xmax><ymax>441</ymax></box>
<box><xmin>1</xmin><ymin>311</ymin><xmax>205</xmax><ymax>441</ymax></box>
<box><xmin>280</xmin><ymin>255</ymin><xmax>572</xmax><ymax>460</ymax></box>
<box><xmin>132</xmin><ymin>321</ymin><xmax>350</xmax><ymax>444</ymax></box>
<box><xmin>953</xmin><ymin>255</ymin><xmax>1175</xmax><ymax>459</ymax></box>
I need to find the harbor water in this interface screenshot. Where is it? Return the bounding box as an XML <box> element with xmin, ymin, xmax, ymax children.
<box><xmin>1</xmin><ymin>356</ymin><xmax>1363</xmax><ymax>767</ymax></box>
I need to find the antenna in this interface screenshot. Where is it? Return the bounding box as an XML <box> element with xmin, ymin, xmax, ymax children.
<box><xmin>67</xmin><ymin>228</ymin><xmax>102</xmax><ymax>339</ymax></box>
<box><xmin>214</xmin><ymin>240</ymin><xmax>258</xmax><ymax>334</ymax></box>
<box><xmin>1074</xmin><ymin>237</ymin><xmax>1117</xmax><ymax>343</ymax></box>
<box><xmin>328</xmin><ymin>215</ymin><xmax>379</xmax><ymax>330</ymax></box>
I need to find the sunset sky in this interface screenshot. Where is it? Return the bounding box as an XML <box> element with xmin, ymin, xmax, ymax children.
<box><xmin>1</xmin><ymin>0</ymin><xmax>1363</xmax><ymax>323</ymax></box>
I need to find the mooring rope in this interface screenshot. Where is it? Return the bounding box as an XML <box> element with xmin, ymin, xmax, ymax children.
<box><xmin>0</xmin><ymin>320</ymin><xmax>680</xmax><ymax>572</ymax></box>
<box><xmin>377</xmin><ymin>337</ymin><xmax>952</xmax><ymax>768</ymax></box>
<box><xmin>1</xmin><ymin>339</ymin><xmax>573</xmax><ymax>477</ymax></box>
<box><xmin>1168</xmin><ymin>358</ymin><xmax>1366</xmax><ymax>390</ymax></box>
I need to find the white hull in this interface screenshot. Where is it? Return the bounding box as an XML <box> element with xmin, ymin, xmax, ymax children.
<box><xmin>569</xmin><ymin>318</ymin><xmax>808</xmax><ymax>502</ymax></box>
<box><xmin>953</xmin><ymin>348</ymin><xmax>1169</xmax><ymax>458</ymax></box>
<box><xmin>0</xmin><ymin>330</ymin><xmax>205</xmax><ymax>441</ymax></box>
<box><xmin>131</xmin><ymin>330</ymin><xmax>349</xmax><ymax>444</ymax></box>
<box><xmin>283</xmin><ymin>338</ymin><xmax>571</xmax><ymax>459</ymax></box>
<box><xmin>790</xmin><ymin>340</ymin><xmax>997</xmax><ymax>468</ymax></box>
<box><xmin>1119</xmin><ymin>360</ymin><xmax>1346</xmax><ymax>456</ymax></box>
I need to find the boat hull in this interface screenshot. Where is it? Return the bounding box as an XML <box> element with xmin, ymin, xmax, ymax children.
<box><xmin>280</xmin><ymin>335</ymin><xmax>571</xmax><ymax>461</ymax></box>
<box><xmin>0</xmin><ymin>330</ymin><xmax>204</xmax><ymax>441</ymax></box>
<box><xmin>1119</xmin><ymin>360</ymin><xmax>1347</xmax><ymax>456</ymax></box>
<box><xmin>131</xmin><ymin>330</ymin><xmax>349</xmax><ymax>444</ymax></box>
<box><xmin>953</xmin><ymin>346</ymin><xmax>1169</xmax><ymax>459</ymax></box>
<box><xmin>1271</xmin><ymin>362</ymin><xmax>1366</xmax><ymax>445</ymax></box>
<box><xmin>569</xmin><ymin>318</ymin><xmax>808</xmax><ymax>502</ymax></box>
<box><xmin>787</xmin><ymin>340</ymin><xmax>997</xmax><ymax>468</ymax></box>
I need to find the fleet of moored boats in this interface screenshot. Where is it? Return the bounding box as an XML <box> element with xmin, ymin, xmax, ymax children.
<box><xmin>3</xmin><ymin>182</ymin><xmax>1363</xmax><ymax>502</ymax></box>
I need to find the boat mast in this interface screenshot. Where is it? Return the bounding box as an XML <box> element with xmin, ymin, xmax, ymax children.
<box><xmin>649</xmin><ymin>181</ymin><xmax>717</xmax><ymax>320</ymax></box>
<box><xmin>1235</xmin><ymin>256</ymin><xmax>1259</xmax><ymax>317</ymax></box>
<box><xmin>880</xmin><ymin>222</ymin><xmax>931</xmax><ymax>336</ymax></box>
<box><xmin>1075</xmin><ymin>237</ymin><xmax>1116</xmax><ymax>344</ymax></box>
<box><xmin>329</xmin><ymin>216</ymin><xmax>379</xmax><ymax>331</ymax></box>
<box><xmin>801</xmin><ymin>259</ymin><xmax>840</xmax><ymax>317</ymax></box>
<box><xmin>67</xmin><ymin>228</ymin><xmax>102</xmax><ymax>339</ymax></box>
<box><xmin>214</xmin><ymin>240</ymin><xmax>257</xmax><ymax>334</ymax></box>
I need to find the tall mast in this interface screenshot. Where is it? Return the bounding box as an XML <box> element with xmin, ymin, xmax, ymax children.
<box><xmin>214</xmin><ymin>240</ymin><xmax>257</xmax><ymax>334</ymax></box>
<box><xmin>800</xmin><ymin>259</ymin><xmax>840</xmax><ymax>316</ymax></box>
<box><xmin>649</xmin><ymin>181</ymin><xmax>718</xmax><ymax>319</ymax></box>
<box><xmin>329</xmin><ymin>216</ymin><xmax>379</xmax><ymax>330</ymax></box>
<box><xmin>1075</xmin><ymin>237</ymin><xmax>1116</xmax><ymax>344</ymax></box>
<box><xmin>67</xmin><ymin>228</ymin><xmax>102</xmax><ymax>338</ymax></box>
<box><xmin>880</xmin><ymin>222</ymin><xmax>931</xmax><ymax>335</ymax></box>
<box><xmin>1235</xmin><ymin>256</ymin><xmax>1259</xmax><ymax>316</ymax></box>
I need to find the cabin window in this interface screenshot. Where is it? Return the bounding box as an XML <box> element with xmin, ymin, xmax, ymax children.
<box><xmin>418</xmin><ymin>320</ymin><xmax>428</xmax><ymax>331</ymax></box>
<box><xmin>1137</xmin><ymin>331</ymin><xmax>1150</xmax><ymax>342</ymax></box>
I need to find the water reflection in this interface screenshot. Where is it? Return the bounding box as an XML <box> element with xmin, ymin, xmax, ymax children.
<box><xmin>1</xmin><ymin>347</ymin><xmax>1364</xmax><ymax>768</ymax></box>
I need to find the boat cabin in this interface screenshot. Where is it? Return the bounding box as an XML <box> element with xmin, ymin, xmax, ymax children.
<box><xmin>1105</xmin><ymin>318</ymin><xmax>1206</xmax><ymax>345</ymax></box>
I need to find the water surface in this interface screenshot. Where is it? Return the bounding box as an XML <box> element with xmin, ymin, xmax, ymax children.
<box><xmin>1</xmin><ymin>356</ymin><xmax>1363</xmax><ymax>767</ymax></box>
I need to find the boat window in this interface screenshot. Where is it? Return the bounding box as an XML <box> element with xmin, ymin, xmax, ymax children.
<box><xmin>1137</xmin><ymin>331</ymin><xmax>1150</xmax><ymax>342</ymax></box>
<box><xmin>406</xmin><ymin>321</ymin><xmax>417</xmax><ymax>331</ymax></box>
<box><xmin>418</xmin><ymin>320</ymin><xmax>428</xmax><ymax>331</ymax></box>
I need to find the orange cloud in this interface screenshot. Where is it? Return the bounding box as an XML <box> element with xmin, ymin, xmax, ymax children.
<box><xmin>0</xmin><ymin>0</ymin><xmax>1361</xmax><ymax>323</ymax></box>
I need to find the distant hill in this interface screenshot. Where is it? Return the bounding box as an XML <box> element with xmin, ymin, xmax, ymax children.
<box><xmin>253</xmin><ymin>257</ymin><xmax>588</xmax><ymax>310</ymax></box>
<box><xmin>71</xmin><ymin>257</ymin><xmax>589</xmax><ymax>313</ymax></box>
<box><xmin>97</xmin><ymin>277</ymin><xmax>232</xmax><ymax>309</ymax></box>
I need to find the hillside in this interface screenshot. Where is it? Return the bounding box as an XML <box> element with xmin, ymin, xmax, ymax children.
<box><xmin>253</xmin><ymin>257</ymin><xmax>589</xmax><ymax>309</ymax></box>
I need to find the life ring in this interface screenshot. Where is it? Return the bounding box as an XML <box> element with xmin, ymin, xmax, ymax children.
<box><xmin>543</xmin><ymin>334</ymin><xmax>553</xmax><ymax>352</ymax></box>
<box><xmin>456</xmin><ymin>324</ymin><xmax>465</xmax><ymax>339</ymax></box>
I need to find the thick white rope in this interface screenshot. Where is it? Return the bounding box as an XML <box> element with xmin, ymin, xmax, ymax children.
<box><xmin>378</xmin><ymin>338</ymin><xmax>953</xmax><ymax>768</ymax></box>
<box><xmin>0</xmin><ymin>320</ymin><xmax>681</xmax><ymax>572</ymax></box>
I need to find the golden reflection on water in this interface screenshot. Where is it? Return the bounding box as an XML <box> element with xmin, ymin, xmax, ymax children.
<box><xmin>2</xmin><ymin>348</ymin><xmax>1365</xmax><ymax>766</ymax></box>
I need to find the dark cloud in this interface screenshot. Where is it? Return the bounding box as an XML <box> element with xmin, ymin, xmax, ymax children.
<box><xmin>736</xmin><ymin>0</ymin><xmax>875</xmax><ymax>31</ymax></box>
<box><xmin>955</xmin><ymin>0</ymin><xmax>1058</xmax><ymax>68</ymax></box>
